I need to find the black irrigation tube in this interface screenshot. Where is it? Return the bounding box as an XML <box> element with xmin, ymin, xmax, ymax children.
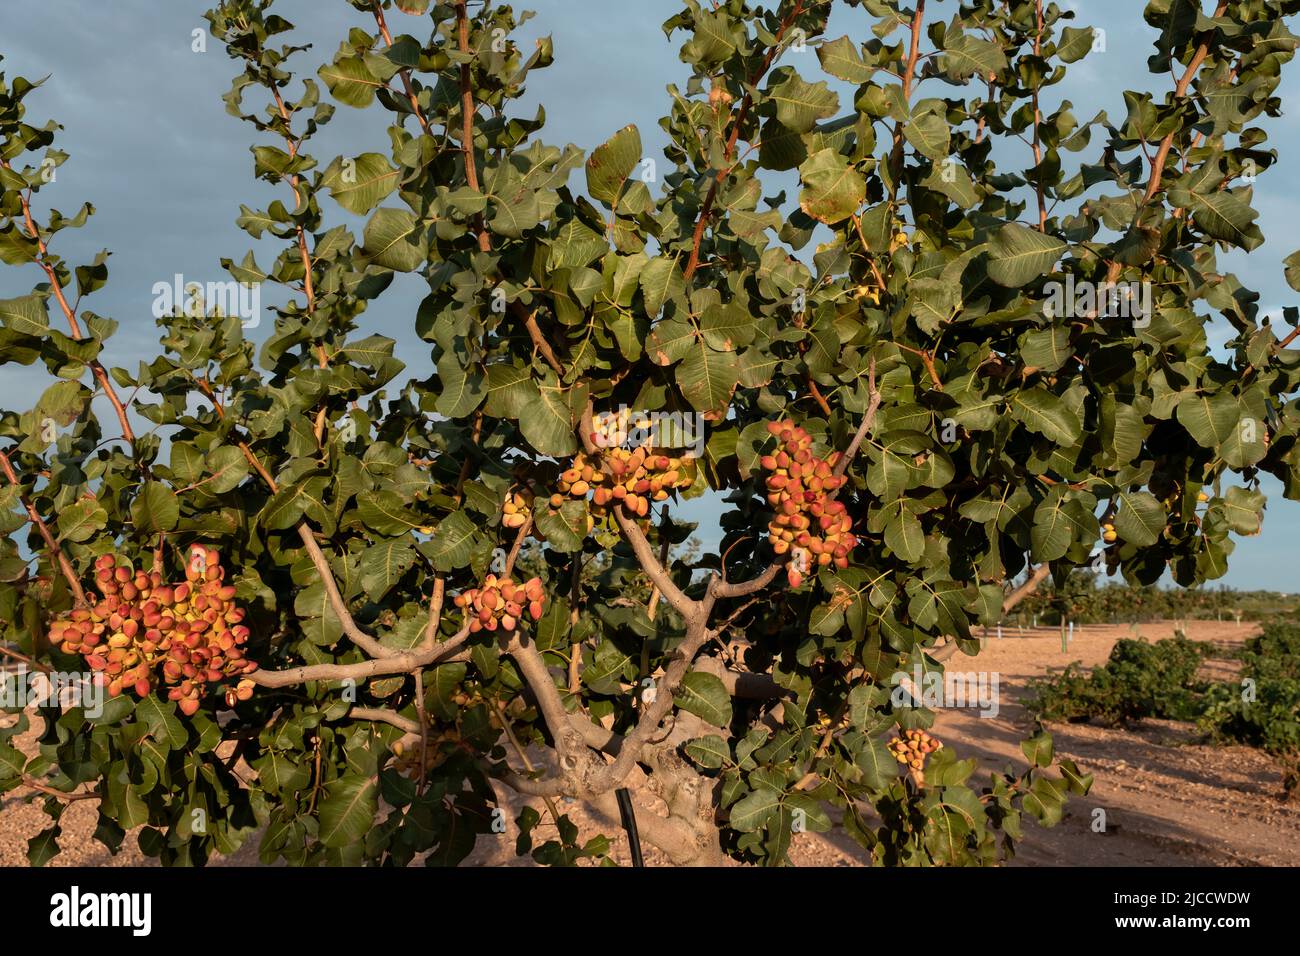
<box><xmin>615</xmin><ymin>786</ymin><xmax>644</xmax><ymax>867</ymax></box>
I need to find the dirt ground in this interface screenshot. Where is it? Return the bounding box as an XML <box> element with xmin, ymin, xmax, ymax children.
<box><xmin>3</xmin><ymin>619</ymin><xmax>1296</xmax><ymax>867</ymax></box>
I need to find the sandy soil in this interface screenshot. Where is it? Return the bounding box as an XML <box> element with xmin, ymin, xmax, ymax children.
<box><xmin>2</xmin><ymin>619</ymin><xmax>1296</xmax><ymax>867</ymax></box>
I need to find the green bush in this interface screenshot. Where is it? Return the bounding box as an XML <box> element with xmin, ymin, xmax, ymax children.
<box><xmin>1027</xmin><ymin>637</ymin><xmax>1210</xmax><ymax>725</ymax></box>
<box><xmin>1029</xmin><ymin>623</ymin><xmax>1300</xmax><ymax>799</ymax></box>
<box><xmin>1200</xmin><ymin>623</ymin><xmax>1300</xmax><ymax>799</ymax></box>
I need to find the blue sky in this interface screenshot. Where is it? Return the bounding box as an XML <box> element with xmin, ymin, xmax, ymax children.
<box><xmin>1</xmin><ymin>1</ymin><xmax>1298</xmax><ymax>591</ymax></box>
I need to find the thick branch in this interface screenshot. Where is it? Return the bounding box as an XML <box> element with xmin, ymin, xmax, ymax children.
<box><xmin>295</xmin><ymin>525</ymin><xmax>395</xmax><ymax>660</ymax></box>
<box><xmin>610</xmin><ymin>507</ymin><xmax>696</xmax><ymax>616</ymax></box>
<box><xmin>578</xmin><ymin>404</ymin><xmax>696</xmax><ymax>616</ymax></box>
<box><xmin>350</xmin><ymin>706</ymin><xmax>420</xmax><ymax>734</ymax></box>
<box><xmin>248</xmin><ymin>624</ymin><xmax>471</xmax><ymax>688</ymax></box>
<box><xmin>1002</xmin><ymin>563</ymin><xmax>1050</xmax><ymax>615</ymax></box>
<box><xmin>509</xmin><ymin>302</ymin><xmax>566</xmax><ymax>377</ymax></box>
<box><xmin>505</xmin><ymin>635</ymin><xmax>575</xmax><ymax>759</ymax></box>
<box><xmin>586</xmin><ymin>613</ymin><xmax>715</xmax><ymax>793</ymax></box>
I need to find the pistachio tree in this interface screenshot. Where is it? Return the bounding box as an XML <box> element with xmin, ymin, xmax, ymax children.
<box><xmin>2</xmin><ymin>0</ymin><xmax>1299</xmax><ymax>866</ymax></box>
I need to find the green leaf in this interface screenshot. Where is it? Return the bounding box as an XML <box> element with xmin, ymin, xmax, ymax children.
<box><xmin>319</xmin><ymin>56</ymin><xmax>383</xmax><ymax>108</ymax></box>
<box><xmin>939</xmin><ymin>34</ymin><xmax>1007</xmax><ymax>80</ymax></box>
<box><xmin>534</xmin><ymin>500</ymin><xmax>588</xmax><ymax>552</ymax></box>
<box><xmin>263</xmin><ymin>477</ymin><xmax>330</xmax><ymax>532</ymax></box>
<box><xmin>640</xmin><ymin>257</ymin><xmax>685</xmax><ymax>318</ymax></box>
<box><xmin>1175</xmin><ymin>391</ymin><xmax>1237</xmax><ymax>447</ymax></box>
<box><xmin>56</xmin><ymin>498</ymin><xmax>107</xmax><ymax>543</ymax></box>
<box><xmin>519</xmin><ymin>383</ymin><xmax>581</xmax><ymax>457</ymax></box>
<box><xmin>1031</xmin><ymin>491</ymin><xmax>1073</xmax><ymax>562</ymax></box>
<box><xmin>27</xmin><ymin>827</ymin><xmax>60</xmax><ymax>867</ymax></box>
<box><xmin>435</xmin><ymin>353</ymin><xmax>486</xmax><ymax>418</ymax></box>
<box><xmin>675</xmin><ymin>671</ymin><xmax>733</xmax><ymax>727</ymax></box>
<box><xmin>34</xmin><ymin>379</ymin><xmax>91</xmax><ymax>428</ymax></box>
<box><xmin>1113</xmin><ymin>491</ymin><xmax>1165</xmax><ymax>547</ymax></box>
<box><xmin>0</xmin><ymin>295</ymin><xmax>50</xmax><ymax>336</ymax></box>
<box><xmin>1023</xmin><ymin>777</ymin><xmax>1067</xmax><ymax>827</ymax></box>
<box><xmin>548</xmin><ymin>220</ymin><xmax>608</xmax><ymax>271</ymax></box>
<box><xmin>1009</xmin><ymin>388</ymin><xmax>1081</xmax><ymax>445</ymax></box>
<box><xmin>586</xmin><ymin>125</ymin><xmax>641</xmax><ymax>207</ymax></box>
<box><xmin>136</xmin><ymin>696</ymin><xmax>188</xmax><ymax>751</ymax></box>
<box><xmin>1020</xmin><ymin>731</ymin><xmax>1055</xmax><ymax>768</ymax></box>
<box><xmin>253</xmin><ymin>750</ymin><xmax>310</xmax><ymax>796</ymax></box>
<box><xmin>884</xmin><ymin>505</ymin><xmax>925</xmax><ymax>562</ymax></box>
<box><xmin>1285</xmin><ymin>250</ymin><xmax>1300</xmax><ymax>294</ymax></box>
<box><xmin>817</xmin><ymin>36</ymin><xmax>873</xmax><ymax>83</ymax></box>
<box><xmin>903</xmin><ymin>108</ymin><xmax>951</xmax><ymax>163</ymax></box>
<box><xmin>1221</xmin><ymin>486</ymin><xmax>1264</xmax><ymax>535</ymax></box>
<box><xmin>729</xmin><ymin>788</ymin><xmax>781</xmax><ymax>832</ymax></box>
<box><xmin>359</xmin><ymin>539</ymin><xmax>417</xmax><ymax>600</ymax></box>
<box><xmin>1056</xmin><ymin>27</ymin><xmax>1096</xmax><ymax>63</ymax></box>
<box><xmin>700</xmin><ymin>301</ymin><xmax>755</xmax><ymax>351</ymax></box>
<box><xmin>986</xmin><ymin>223</ymin><xmax>1067</xmax><ymax>288</ymax></box>
<box><xmin>682</xmin><ymin>7</ymin><xmax>737</xmax><ymax>66</ymax></box>
<box><xmin>685</xmin><ymin>735</ymin><xmax>730</xmax><ymax>770</ymax></box>
<box><xmin>1019</xmin><ymin>326</ymin><xmax>1071</xmax><ymax>372</ymax></box>
<box><xmin>322</xmin><ymin>153</ymin><xmax>399</xmax><ymax>214</ymax></box>
<box><xmin>921</xmin><ymin>159</ymin><xmax>978</xmax><ymax>209</ymax></box>
<box><xmin>798</xmin><ymin>148</ymin><xmax>866</xmax><ymax>224</ymax></box>
<box><xmin>361</xmin><ymin>208</ymin><xmax>427</xmax><ymax>272</ymax></box>
<box><xmin>205</xmin><ymin>446</ymin><xmax>251</xmax><ymax>494</ymax></box>
<box><xmin>318</xmin><ymin>775</ymin><xmax>378</xmax><ymax>847</ymax></box>
<box><xmin>426</xmin><ymin>511</ymin><xmax>478</xmax><ymax>572</ymax></box>
<box><xmin>767</xmin><ymin>70</ymin><xmax>838</xmax><ymax>134</ymax></box>
<box><xmin>131</xmin><ymin>482</ymin><xmax>180</xmax><ymax>534</ymax></box>
<box><xmin>678</xmin><ymin>340</ymin><xmax>739</xmax><ymax>415</ymax></box>
<box><xmin>1181</xmin><ymin>189</ymin><xmax>1264</xmax><ymax>252</ymax></box>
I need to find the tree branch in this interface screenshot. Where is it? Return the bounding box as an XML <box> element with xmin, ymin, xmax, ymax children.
<box><xmin>2</xmin><ymin>159</ymin><xmax>137</xmax><ymax>448</ymax></box>
<box><xmin>1002</xmin><ymin>563</ymin><xmax>1051</xmax><ymax>615</ymax></box>
<box><xmin>1105</xmin><ymin>2</ymin><xmax>1228</xmax><ymax>284</ymax></box>
<box><xmin>248</xmin><ymin>624</ymin><xmax>471</xmax><ymax>688</ymax></box>
<box><xmin>832</xmin><ymin>357</ymin><xmax>881</xmax><ymax>480</ymax></box>
<box><xmin>372</xmin><ymin>2</ymin><xmax>432</xmax><ymax>132</ymax></box>
<box><xmin>350</xmin><ymin>706</ymin><xmax>420</xmax><ymax>734</ymax></box>
<box><xmin>0</xmin><ymin>448</ymin><xmax>87</xmax><ymax>607</ymax></box>
<box><xmin>505</xmin><ymin>635</ymin><xmax>575</xmax><ymax>760</ymax></box>
<box><xmin>586</xmin><ymin>613</ymin><xmax>715</xmax><ymax>793</ymax></box>
<box><xmin>683</xmin><ymin>1</ymin><xmax>806</xmax><ymax>283</ymax></box>
<box><xmin>455</xmin><ymin>0</ymin><xmax>492</xmax><ymax>255</ymax></box>
<box><xmin>578</xmin><ymin>403</ymin><xmax>697</xmax><ymax>616</ymax></box>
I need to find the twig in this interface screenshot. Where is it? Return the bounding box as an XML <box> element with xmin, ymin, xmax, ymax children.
<box><xmin>0</xmin><ymin>449</ymin><xmax>87</xmax><ymax>607</ymax></box>
<box><xmin>493</xmin><ymin>698</ymin><xmax>563</xmax><ymax>825</ymax></box>
<box><xmin>0</xmin><ymin>645</ymin><xmax>54</xmax><ymax>674</ymax></box>
<box><xmin>18</xmin><ymin>775</ymin><xmax>99</xmax><ymax>802</ymax></box>
<box><xmin>1105</xmin><ymin>2</ymin><xmax>1228</xmax><ymax>285</ymax></box>
<box><xmin>683</xmin><ymin>1</ymin><xmax>806</xmax><ymax>283</ymax></box>
<box><xmin>832</xmin><ymin>358</ymin><xmax>881</xmax><ymax>480</ymax></box>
